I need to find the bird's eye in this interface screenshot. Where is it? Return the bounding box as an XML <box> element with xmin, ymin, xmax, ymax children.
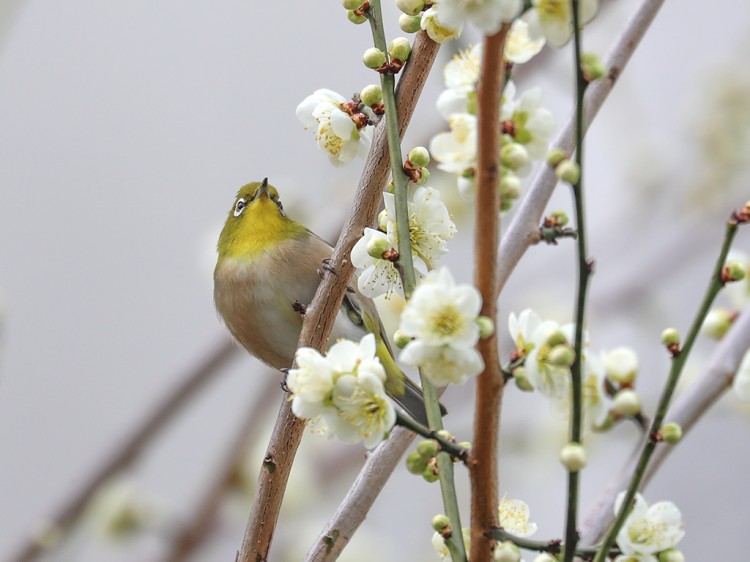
<box><xmin>233</xmin><ymin>198</ymin><xmax>247</xmax><ymax>217</ymax></box>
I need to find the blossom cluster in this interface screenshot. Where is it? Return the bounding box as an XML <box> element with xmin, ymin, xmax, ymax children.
<box><xmin>614</xmin><ymin>492</ymin><xmax>685</xmax><ymax>562</ymax></box>
<box><xmin>287</xmin><ymin>334</ymin><xmax>396</xmax><ymax>449</ymax></box>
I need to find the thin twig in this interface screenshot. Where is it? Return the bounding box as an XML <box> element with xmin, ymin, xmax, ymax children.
<box><xmin>469</xmin><ymin>24</ymin><xmax>509</xmax><ymax>562</ymax></box>
<box><xmin>235</xmin><ymin>30</ymin><xmax>440</xmax><ymax>562</ymax></box>
<box><xmin>496</xmin><ymin>0</ymin><xmax>667</xmax><ymax>298</ymax></box>
<box><xmin>8</xmin><ymin>339</ymin><xmax>238</xmax><ymax>562</ymax></box>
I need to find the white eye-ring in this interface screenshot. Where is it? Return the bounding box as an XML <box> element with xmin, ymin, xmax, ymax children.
<box><xmin>233</xmin><ymin>198</ymin><xmax>247</xmax><ymax>217</ymax></box>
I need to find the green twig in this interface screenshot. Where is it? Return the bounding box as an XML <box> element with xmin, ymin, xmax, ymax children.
<box><xmin>491</xmin><ymin>528</ymin><xmax>620</xmax><ymax>559</ymax></box>
<box><xmin>395</xmin><ymin>411</ymin><xmax>469</xmax><ymax>462</ymax></box>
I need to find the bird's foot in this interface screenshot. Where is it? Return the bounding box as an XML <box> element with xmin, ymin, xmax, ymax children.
<box><xmin>280</xmin><ymin>369</ymin><xmax>291</xmax><ymax>393</ymax></box>
<box><xmin>317</xmin><ymin>258</ymin><xmax>338</xmax><ymax>280</ymax></box>
<box><xmin>292</xmin><ymin>300</ymin><xmax>307</xmax><ymax>315</ymax></box>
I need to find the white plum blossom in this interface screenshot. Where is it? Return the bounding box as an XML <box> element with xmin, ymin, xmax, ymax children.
<box><xmin>296</xmin><ymin>89</ymin><xmax>372</xmax><ymax>167</ymax></box>
<box><xmin>351</xmin><ymin>228</ymin><xmax>422</xmax><ymax>299</ymax></box>
<box><xmin>399</xmin><ymin>268</ymin><xmax>484</xmax><ymax>385</ymax></box>
<box><xmin>525</xmin><ymin>0</ymin><xmax>599</xmax><ymax>48</ymax></box>
<box><xmin>523</xmin><ymin>320</ymin><xmax>575</xmax><ymax>399</ymax></box>
<box><xmin>444</xmin><ymin>44</ymin><xmax>481</xmax><ymax>93</ymax></box>
<box><xmin>614</xmin><ymin>492</ymin><xmax>685</xmax><ymax>560</ymax></box>
<box><xmin>438</xmin><ymin>0</ymin><xmax>523</xmax><ymax>36</ymax></box>
<box><xmin>580</xmin><ymin>352</ymin><xmax>610</xmax><ymax>429</ymax></box>
<box><xmin>732</xmin><ymin>349</ymin><xmax>750</xmax><ymax>402</ymax></box>
<box><xmin>501</xmin><ymin>84</ymin><xmax>556</xmax><ymax>160</ymax></box>
<box><xmin>421</xmin><ymin>5</ymin><xmax>463</xmax><ymax>44</ymax></box>
<box><xmin>508</xmin><ymin>308</ymin><xmax>550</xmax><ymax>357</ymax></box>
<box><xmin>498</xmin><ymin>497</ymin><xmax>537</xmax><ymax>537</ymax></box>
<box><xmin>430</xmin><ymin>113</ymin><xmax>478</xmax><ymax>173</ymax></box>
<box><xmin>287</xmin><ymin>334</ymin><xmax>396</xmax><ymax>448</ymax></box>
<box><xmin>505</xmin><ymin>18</ymin><xmax>546</xmax><ymax>64</ymax></box>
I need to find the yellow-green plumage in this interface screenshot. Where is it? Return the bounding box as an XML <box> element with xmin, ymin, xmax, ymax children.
<box><xmin>214</xmin><ymin>179</ymin><xmax>430</xmax><ymax>424</ymax></box>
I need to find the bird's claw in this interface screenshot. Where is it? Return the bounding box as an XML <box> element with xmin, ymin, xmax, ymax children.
<box><xmin>292</xmin><ymin>300</ymin><xmax>307</xmax><ymax>315</ymax></box>
<box><xmin>280</xmin><ymin>369</ymin><xmax>291</xmax><ymax>394</ymax></box>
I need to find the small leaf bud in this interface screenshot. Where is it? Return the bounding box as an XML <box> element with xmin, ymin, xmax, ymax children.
<box><xmin>341</xmin><ymin>0</ymin><xmax>361</xmax><ymax>9</ymax></box>
<box><xmin>546</xmin><ymin>148</ymin><xmax>567</xmax><ymax>167</ymax></box>
<box><xmin>406</xmin><ymin>450</ymin><xmax>427</xmax><ymax>474</ymax></box>
<box><xmin>422</xmin><ymin>459</ymin><xmax>439</xmax><ymax>483</ymax></box>
<box><xmin>394</xmin><ymin>329</ymin><xmax>412</xmax><ymax>349</ymax></box>
<box><xmin>612</xmin><ymin>389</ymin><xmax>641</xmax><ymax>417</ymax></box>
<box><xmin>556</xmin><ymin>159</ymin><xmax>581</xmax><ymax>184</ymax></box>
<box><xmin>550</xmin><ymin>210</ymin><xmax>569</xmax><ymax>226</ymax></box>
<box><xmin>513</xmin><ymin>367</ymin><xmax>534</xmax><ymax>392</ymax></box>
<box><xmin>476</xmin><ymin>316</ymin><xmax>495</xmax><ymax>339</ymax></box>
<box><xmin>603</xmin><ymin>346</ymin><xmax>639</xmax><ymax>384</ymax></box>
<box><xmin>723</xmin><ymin>260</ymin><xmax>746</xmax><ymax>283</ymax></box>
<box><xmin>359</xmin><ymin>84</ymin><xmax>383</xmax><ymax>107</ymax></box>
<box><xmin>658</xmin><ymin>549</ymin><xmax>685</xmax><ymax>562</ymax></box>
<box><xmin>549</xmin><ymin>344</ymin><xmax>575</xmax><ymax>367</ymax></box>
<box><xmin>701</xmin><ymin>308</ymin><xmax>734</xmax><ymax>339</ymax></box>
<box><xmin>500</xmin><ymin>143</ymin><xmax>529</xmax><ymax>171</ymax></box>
<box><xmin>660</xmin><ymin>422</ymin><xmax>682</xmax><ymax>444</ymax></box>
<box><xmin>661</xmin><ymin>328</ymin><xmax>680</xmax><ymax>347</ymax></box>
<box><xmin>500</xmin><ymin>174</ymin><xmax>521</xmax><ymax>199</ymax></box>
<box><xmin>408</xmin><ymin>146</ymin><xmax>430</xmax><ymax>167</ymax></box>
<box><xmin>366</xmin><ymin>235</ymin><xmax>391</xmax><ymax>259</ymax></box>
<box><xmin>493</xmin><ymin>541</ymin><xmax>521</xmax><ymax>562</ymax></box>
<box><xmin>396</xmin><ymin>0</ymin><xmax>425</xmax><ymax>15</ymax></box>
<box><xmin>363</xmin><ymin>47</ymin><xmax>386</xmax><ymax>69</ymax></box>
<box><xmin>560</xmin><ymin>442</ymin><xmax>587</xmax><ymax>472</ymax></box>
<box><xmin>347</xmin><ymin>10</ymin><xmax>367</xmax><ymax>24</ymax></box>
<box><xmin>389</xmin><ymin>36</ymin><xmax>412</xmax><ymax>62</ymax></box>
<box><xmin>399</xmin><ymin>13</ymin><xmax>422</xmax><ymax>33</ymax></box>
<box><xmin>416</xmin><ymin>439</ymin><xmax>438</xmax><ymax>459</ymax></box>
<box><xmin>581</xmin><ymin>52</ymin><xmax>606</xmax><ymax>81</ymax></box>
<box><xmin>431</xmin><ymin>514</ymin><xmax>451</xmax><ymax>534</ymax></box>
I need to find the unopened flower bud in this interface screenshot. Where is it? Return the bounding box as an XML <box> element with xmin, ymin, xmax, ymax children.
<box><xmin>603</xmin><ymin>346</ymin><xmax>639</xmax><ymax>384</ymax></box>
<box><xmin>422</xmin><ymin>459</ymin><xmax>439</xmax><ymax>482</ymax></box>
<box><xmin>432</xmin><ymin>514</ymin><xmax>451</xmax><ymax>534</ymax></box>
<box><xmin>661</xmin><ymin>328</ymin><xmax>680</xmax><ymax>347</ymax></box>
<box><xmin>724</xmin><ymin>260</ymin><xmax>746</xmax><ymax>283</ymax></box>
<box><xmin>501</xmin><ymin>143</ymin><xmax>529</xmax><ymax>171</ymax></box>
<box><xmin>546</xmin><ymin>148</ymin><xmax>567</xmax><ymax>167</ymax></box>
<box><xmin>458</xmin><ymin>441</ymin><xmax>472</xmax><ymax>450</ymax></box>
<box><xmin>581</xmin><ymin>52</ymin><xmax>606</xmax><ymax>81</ymax></box>
<box><xmin>341</xmin><ymin>0</ymin><xmax>361</xmax><ymax>9</ymax></box>
<box><xmin>500</xmin><ymin>174</ymin><xmax>521</xmax><ymax>199</ymax></box>
<box><xmin>406</xmin><ymin>450</ymin><xmax>427</xmax><ymax>474</ymax></box>
<box><xmin>366</xmin><ymin>235</ymin><xmax>391</xmax><ymax>259</ymax></box>
<box><xmin>394</xmin><ymin>329</ymin><xmax>412</xmax><ymax>349</ymax></box>
<box><xmin>493</xmin><ymin>540</ymin><xmax>521</xmax><ymax>562</ymax></box>
<box><xmin>399</xmin><ymin>13</ymin><xmax>422</xmax><ymax>33</ymax></box>
<box><xmin>378</xmin><ymin>208</ymin><xmax>389</xmax><ymax>230</ymax></box>
<box><xmin>560</xmin><ymin>442</ymin><xmax>587</xmax><ymax>472</ymax></box>
<box><xmin>660</xmin><ymin>422</ymin><xmax>682</xmax><ymax>444</ymax></box>
<box><xmin>556</xmin><ymin>159</ymin><xmax>581</xmax><ymax>184</ymax></box>
<box><xmin>389</xmin><ymin>36</ymin><xmax>412</xmax><ymax>61</ymax></box>
<box><xmin>549</xmin><ymin>344</ymin><xmax>575</xmax><ymax>367</ymax></box>
<box><xmin>363</xmin><ymin>47</ymin><xmax>386</xmax><ymax>69</ymax></box>
<box><xmin>436</xmin><ymin>429</ymin><xmax>453</xmax><ymax>441</ymax></box>
<box><xmin>533</xmin><ymin>552</ymin><xmax>557</xmax><ymax>562</ymax></box>
<box><xmin>396</xmin><ymin>0</ymin><xmax>425</xmax><ymax>15</ymax></box>
<box><xmin>476</xmin><ymin>316</ymin><xmax>495</xmax><ymax>339</ymax></box>
<box><xmin>408</xmin><ymin>146</ymin><xmax>430</xmax><ymax>167</ymax></box>
<box><xmin>546</xmin><ymin>330</ymin><xmax>568</xmax><ymax>347</ymax></box>
<box><xmin>413</xmin><ymin>167</ymin><xmax>430</xmax><ymax>185</ymax></box>
<box><xmin>360</xmin><ymin>84</ymin><xmax>383</xmax><ymax>107</ymax></box>
<box><xmin>612</xmin><ymin>389</ymin><xmax>641</xmax><ymax>417</ymax></box>
<box><xmin>347</xmin><ymin>10</ymin><xmax>367</xmax><ymax>24</ymax></box>
<box><xmin>513</xmin><ymin>367</ymin><xmax>534</xmax><ymax>392</ymax></box>
<box><xmin>550</xmin><ymin>210</ymin><xmax>569</xmax><ymax>226</ymax></box>
<box><xmin>416</xmin><ymin>439</ymin><xmax>438</xmax><ymax>459</ymax></box>
<box><xmin>701</xmin><ymin>308</ymin><xmax>734</xmax><ymax>339</ymax></box>
<box><xmin>658</xmin><ymin>548</ymin><xmax>685</xmax><ymax>562</ymax></box>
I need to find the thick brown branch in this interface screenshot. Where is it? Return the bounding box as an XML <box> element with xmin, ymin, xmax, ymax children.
<box><xmin>236</xmin><ymin>31</ymin><xmax>440</xmax><ymax>562</ymax></box>
<box><xmin>469</xmin><ymin>25</ymin><xmax>509</xmax><ymax>562</ymax></box>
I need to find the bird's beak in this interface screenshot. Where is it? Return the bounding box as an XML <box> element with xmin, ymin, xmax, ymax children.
<box><xmin>255</xmin><ymin>177</ymin><xmax>270</xmax><ymax>199</ymax></box>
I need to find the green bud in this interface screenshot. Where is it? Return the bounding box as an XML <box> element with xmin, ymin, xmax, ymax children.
<box><xmin>549</xmin><ymin>344</ymin><xmax>575</xmax><ymax>367</ymax></box>
<box><xmin>341</xmin><ymin>0</ymin><xmax>361</xmax><ymax>9</ymax></box>
<box><xmin>701</xmin><ymin>308</ymin><xmax>734</xmax><ymax>340</ymax></box>
<box><xmin>550</xmin><ymin>210</ymin><xmax>569</xmax><ymax>226</ymax></box>
<box><xmin>724</xmin><ymin>260</ymin><xmax>747</xmax><ymax>282</ymax></box>
<box><xmin>394</xmin><ymin>329</ymin><xmax>412</xmax><ymax>349</ymax></box>
<box><xmin>612</xmin><ymin>389</ymin><xmax>641</xmax><ymax>417</ymax></box>
<box><xmin>658</xmin><ymin>549</ymin><xmax>685</xmax><ymax>562</ymax></box>
<box><xmin>556</xmin><ymin>159</ymin><xmax>581</xmax><ymax>184</ymax></box>
<box><xmin>408</xmin><ymin>146</ymin><xmax>430</xmax><ymax>167</ymax></box>
<box><xmin>389</xmin><ymin>36</ymin><xmax>412</xmax><ymax>61</ymax></box>
<box><xmin>363</xmin><ymin>47</ymin><xmax>386</xmax><ymax>69</ymax></box>
<box><xmin>559</xmin><ymin>442</ymin><xmax>587</xmax><ymax>472</ymax></box>
<box><xmin>493</xmin><ymin>541</ymin><xmax>521</xmax><ymax>562</ymax></box>
<box><xmin>398</xmin><ymin>13</ymin><xmax>422</xmax><ymax>33</ymax></box>
<box><xmin>546</xmin><ymin>329</ymin><xmax>568</xmax><ymax>347</ymax></box>
<box><xmin>347</xmin><ymin>10</ymin><xmax>367</xmax><ymax>24</ymax></box>
<box><xmin>422</xmin><ymin>460</ymin><xmax>439</xmax><ymax>483</ymax></box>
<box><xmin>661</xmin><ymin>327</ymin><xmax>680</xmax><ymax>347</ymax></box>
<box><xmin>431</xmin><ymin>514</ymin><xmax>451</xmax><ymax>533</ymax></box>
<box><xmin>581</xmin><ymin>52</ymin><xmax>606</xmax><ymax>81</ymax></box>
<box><xmin>500</xmin><ymin>143</ymin><xmax>529</xmax><ymax>171</ymax></box>
<box><xmin>513</xmin><ymin>367</ymin><xmax>534</xmax><ymax>392</ymax></box>
<box><xmin>458</xmin><ymin>441</ymin><xmax>472</xmax><ymax>450</ymax></box>
<box><xmin>436</xmin><ymin>429</ymin><xmax>453</xmax><ymax>440</ymax></box>
<box><xmin>476</xmin><ymin>316</ymin><xmax>495</xmax><ymax>339</ymax></box>
<box><xmin>499</xmin><ymin>174</ymin><xmax>521</xmax><ymax>199</ymax></box>
<box><xmin>416</xmin><ymin>439</ymin><xmax>438</xmax><ymax>459</ymax></box>
<box><xmin>366</xmin><ymin>235</ymin><xmax>390</xmax><ymax>259</ymax></box>
<box><xmin>406</xmin><ymin>450</ymin><xmax>426</xmax><ymax>474</ymax></box>
<box><xmin>413</xmin><ymin>167</ymin><xmax>430</xmax><ymax>186</ymax></box>
<box><xmin>546</xmin><ymin>148</ymin><xmax>567</xmax><ymax>167</ymax></box>
<box><xmin>660</xmin><ymin>422</ymin><xmax>682</xmax><ymax>444</ymax></box>
<box><xmin>396</xmin><ymin>0</ymin><xmax>425</xmax><ymax>15</ymax></box>
<box><xmin>359</xmin><ymin>84</ymin><xmax>383</xmax><ymax>107</ymax></box>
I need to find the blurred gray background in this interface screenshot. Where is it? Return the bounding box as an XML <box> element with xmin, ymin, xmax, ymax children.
<box><xmin>1</xmin><ymin>0</ymin><xmax>750</xmax><ymax>561</ymax></box>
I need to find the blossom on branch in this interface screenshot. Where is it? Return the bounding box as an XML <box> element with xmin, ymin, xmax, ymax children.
<box><xmin>524</xmin><ymin>0</ymin><xmax>599</xmax><ymax>48</ymax></box>
<box><xmin>438</xmin><ymin>0</ymin><xmax>523</xmax><ymax>36</ymax></box>
<box><xmin>614</xmin><ymin>492</ymin><xmax>685</xmax><ymax>561</ymax></box>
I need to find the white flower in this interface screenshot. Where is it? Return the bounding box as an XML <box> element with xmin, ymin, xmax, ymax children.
<box><xmin>508</xmin><ymin>308</ymin><xmax>550</xmax><ymax>357</ymax></box>
<box><xmin>296</xmin><ymin>89</ymin><xmax>372</xmax><ymax>167</ymax></box>
<box><xmin>724</xmin><ymin>249</ymin><xmax>750</xmax><ymax>309</ymax></box>
<box><xmin>615</xmin><ymin>492</ymin><xmax>685</xmax><ymax>558</ymax></box>
<box><xmin>403</xmin><ymin>344</ymin><xmax>484</xmax><ymax>385</ymax></box>
<box><xmin>505</xmin><ymin>18</ymin><xmax>545</xmax><ymax>64</ymax></box>
<box><xmin>501</xmin><ymin>85</ymin><xmax>556</xmax><ymax>160</ymax></box>
<box><xmin>613</xmin><ymin>555</ymin><xmax>657</xmax><ymax>562</ymax></box>
<box><xmin>524</xmin><ymin>320</ymin><xmax>571</xmax><ymax>399</ymax></box>
<box><xmin>444</xmin><ymin>44</ymin><xmax>482</xmax><ymax>93</ymax></box>
<box><xmin>330</xmin><ymin>371</ymin><xmax>396</xmax><ymax>448</ymax></box>
<box><xmin>432</xmin><ymin>528</ymin><xmax>472</xmax><ymax>561</ymax></box>
<box><xmin>430</xmin><ymin>113</ymin><xmax>478</xmax><ymax>173</ymax></box>
<box><xmin>525</xmin><ymin>0</ymin><xmax>599</xmax><ymax>48</ymax></box>
<box><xmin>732</xmin><ymin>349</ymin><xmax>750</xmax><ymax>402</ymax></box>
<box><xmin>498</xmin><ymin>497</ymin><xmax>537</xmax><ymax>537</ymax></box>
<box><xmin>382</xmin><ymin>186</ymin><xmax>457</xmax><ymax>269</ymax></box>
<box><xmin>438</xmin><ymin>0</ymin><xmax>523</xmax><ymax>36</ymax></box>
<box><xmin>287</xmin><ymin>347</ymin><xmax>336</xmax><ymax>420</ymax></box>
<box><xmin>421</xmin><ymin>5</ymin><xmax>463</xmax><ymax>44</ymax></box>
<box><xmin>581</xmin><ymin>352</ymin><xmax>610</xmax><ymax>428</ymax></box>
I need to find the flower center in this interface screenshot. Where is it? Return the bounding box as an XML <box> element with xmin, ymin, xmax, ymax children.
<box><xmin>537</xmin><ymin>0</ymin><xmax>569</xmax><ymax>19</ymax></box>
<box><xmin>431</xmin><ymin>306</ymin><xmax>463</xmax><ymax>337</ymax></box>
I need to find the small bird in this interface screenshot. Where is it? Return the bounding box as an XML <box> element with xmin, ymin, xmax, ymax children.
<box><xmin>213</xmin><ymin>178</ymin><xmax>432</xmax><ymax>424</ymax></box>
